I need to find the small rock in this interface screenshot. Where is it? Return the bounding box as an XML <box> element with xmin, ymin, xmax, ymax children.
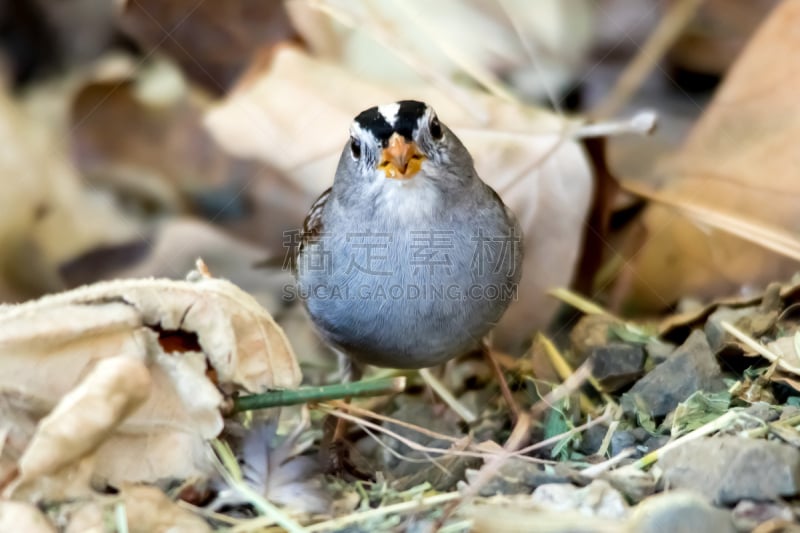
<box><xmin>622</xmin><ymin>330</ymin><xmax>726</xmax><ymax>419</ymax></box>
<box><xmin>471</xmin><ymin>505</ymin><xmax>622</xmax><ymax>533</ymax></box>
<box><xmin>570</xmin><ymin>314</ymin><xmax>618</xmax><ymax>362</ymax></box>
<box><xmin>741</xmin><ymin>402</ymin><xmax>780</xmax><ymax>423</ymax></box>
<box><xmin>731</xmin><ymin>500</ymin><xmax>794</xmax><ymax>532</ymax></box>
<box><xmin>589</xmin><ymin>343</ymin><xmax>645</xmax><ymax>392</ymax></box>
<box><xmin>780</xmin><ymin>405</ymin><xmax>800</xmax><ymax>421</ymax></box>
<box><xmin>531</xmin><ymin>480</ymin><xmax>629</xmax><ymax>519</ymax></box>
<box><xmin>660</xmin><ymin>436</ymin><xmax>800</xmax><ymax>504</ymax></box>
<box><xmin>603</xmin><ymin>468</ymin><xmax>657</xmax><ymax>504</ymax></box>
<box><xmin>705</xmin><ymin>306</ymin><xmax>778</xmax><ymax>352</ymax></box>
<box><xmin>470</xmin><ymin>459</ymin><xmax>577</xmax><ymax>496</ymax></box>
<box><xmin>627</xmin><ymin>491</ymin><xmax>735</xmax><ymax>533</ymax></box>
<box><xmin>379</xmin><ymin>397</ymin><xmax>476</xmax><ymax>490</ymax></box>
<box><xmin>577</xmin><ymin>425</ymin><xmax>640</xmax><ymax>458</ymax></box>
<box><xmin>644</xmin><ymin>339</ymin><xmax>675</xmax><ymax>366</ymax></box>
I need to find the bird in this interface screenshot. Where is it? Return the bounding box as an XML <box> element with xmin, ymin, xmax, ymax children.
<box><xmin>295</xmin><ymin>100</ymin><xmax>522</xmax><ymax>375</ymax></box>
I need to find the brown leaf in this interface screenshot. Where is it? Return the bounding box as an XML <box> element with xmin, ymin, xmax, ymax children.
<box><xmin>117</xmin><ymin>0</ymin><xmax>296</xmax><ymax>93</ymax></box>
<box><xmin>621</xmin><ymin>1</ymin><xmax>800</xmax><ymax>310</ymax></box>
<box><xmin>205</xmin><ymin>46</ymin><xmax>595</xmax><ymax>351</ymax></box>
<box><xmin>0</xmin><ymin>270</ymin><xmax>300</xmax><ymax>495</ymax></box>
<box><xmin>0</xmin><ymin>501</ymin><xmax>55</xmax><ymax>533</ymax></box>
<box><xmin>69</xmin><ymin>58</ymin><xmax>260</xmax><ymax>216</ymax></box>
<box><xmin>59</xmin><ymin>218</ymin><xmax>294</xmax><ymax>316</ymax></box>
<box><xmin>10</xmin><ymin>357</ymin><xmax>151</xmax><ymax>498</ymax></box>
<box><xmin>285</xmin><ymin>0</ymin><xmax>593</xmax><ymax>101</ymax></box>
<box><xmin>0</xmin><ymin>74</ymin><xmax>140</xmax><ymax>302</ymax></box>
<box><xmin>65</xmin><ymin>485</ymin><xmax>211</xmax><ymax>533</ymax></box>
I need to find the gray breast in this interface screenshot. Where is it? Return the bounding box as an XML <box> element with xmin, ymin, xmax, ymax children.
<box><xmin>296</xmin><ymin>205</ymin><xmax>521</xmax><ymax>368</ymax></box>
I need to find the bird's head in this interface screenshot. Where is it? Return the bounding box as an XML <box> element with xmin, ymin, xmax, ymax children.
<box><xmin>337</xmin><ymin>100</ymin><xmax>474</xmax><ymax>194</ymax></box>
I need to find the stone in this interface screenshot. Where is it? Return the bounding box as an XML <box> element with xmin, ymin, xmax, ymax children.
<box><xmin>569</xmin><ymin>314</ymin><xmax>618</xmax><ymax>361</ymax></box>
<box><xmin>471</xmin><ymin>459</ymin><xmax>577</xmax><ymax>496</ymax></box>
<box><xmin>531</xmin><ymin>480</ymin><xmax>629</xmax><ymax>519</ymax></box>
<box><xmin>731</xmin><ymin>500</ymin><xmax>794</xmax><ymax>532</ymax></box>
<box><xmin>628</xmin><ymin>491</ymin><xmax>734</xmax><ymax>533</ymax></box>
<box><xmin>644</xmin><ymin>339</ymin><xmax>675</xmax><ymax>366</ymax></box>
<box><xmin>622</xmin><ymin>330</ymin><xmax>726</xmax><ymax>419</ymax></box>
<box><xmin>705</xmin><ymin>306</ymin><xmax>778</xmax><ymax>352</ymax></box>
<box><xmin>659</xmin><ymin>436</ymin><xmax>800</xmax><ymax>504</ymax></box>
<box><xmin>589</xmin><ymin>343</ymin><xmax>645</xmax><ymax>392</ymax></box>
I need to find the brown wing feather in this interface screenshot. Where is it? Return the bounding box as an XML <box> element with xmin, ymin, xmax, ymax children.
<box><xmin>293</xmin><ymin>187</ymin><xmax>331</xmax><ymax>271</ymax></box>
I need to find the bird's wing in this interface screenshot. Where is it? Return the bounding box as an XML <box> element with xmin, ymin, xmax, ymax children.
<box><xmin>294</xmin><ymin>186</ymin><xmax>331</xmax><ymax>269</ymax></box>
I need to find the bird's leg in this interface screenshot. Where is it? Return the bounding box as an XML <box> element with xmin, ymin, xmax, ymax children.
<box><xmin>319</xmin><ymin>349</ymin><xmax>370</xmax><ymax>478</ymax></box>
<box><xmin>481</xmin><ymin>340</ymin><xmax>521</xmax><ymax>423</ymax></box>
<box><xmin>333</xmin><ymin>350</ymin><xmax>362</xmax><ymax>442</ymax></box>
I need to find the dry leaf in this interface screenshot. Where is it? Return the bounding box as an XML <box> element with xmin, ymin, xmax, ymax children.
<box><xmin>620</xmin><ymin>1</ymin><xmax>800</xmax><ymax>310</ymax></box>
<box><xmin>60</xmin><ymin>218</ymin><xmax>294</xmax><ymax>315</ymax></box>
<box><xmin>668</xmin><ymin>0</ymin><xmax>779</xmax><ymax>76</ymax></box>
<box><xmin>0</xmin><ymin>72</ymin><xmax>140</xmax><ymax>302</ymax></box>
<box><xmin>286</xmin><ymin>0</ymin><xmax>593</xmax><ymax>101</ymax></box>
<box><xmin>117</xmin><ymin>0</ymin><xmax>296</xmax><ymax>93</ymax></box>
<box><xmin>65</xmin><ymin>485</ymin><xmax>211</xmax><ymax>533</ymax></box>
<box><xmin>205</xmin><ymin>46</ymin><xmax>594</xmax><ymax>351</ymax></box>
<box><xmin>12</xmin><ymin>358</ymin><xmax>151</xmax><ymax>495</ymax></box>
<box><xmin>0</xmin><ymin>501</ymin><xmax>56</xmax><ymax>533</ymax></box>
<box><xmin>0</xmin><ymin>271</ymin><xmax>300</xmax><ymax>497</ymax></box>
<box><xmin>69</xmin><ymin>57</ymin><xmax>261</xmax><ymax>217</ymax></box>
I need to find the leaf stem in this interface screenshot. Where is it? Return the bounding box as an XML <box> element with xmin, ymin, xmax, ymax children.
<box><xmin>232</xmin><ymin>377</ymin><xmax>406</xmax><ymax>413</ymax></box>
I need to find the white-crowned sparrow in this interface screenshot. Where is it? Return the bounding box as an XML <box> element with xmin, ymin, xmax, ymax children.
<box><xmin>295</xmin><ymin>100</ymin><xmax>522</xmax><ymax>370</ymax></box>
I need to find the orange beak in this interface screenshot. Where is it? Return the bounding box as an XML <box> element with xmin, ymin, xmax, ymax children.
<box><xmin>378</xmin><ymin>133</ymin><xmax>426</xmax><ymax>179</ymax></box>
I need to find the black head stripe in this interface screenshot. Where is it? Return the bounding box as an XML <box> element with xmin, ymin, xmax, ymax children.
<box><xmin>355</xmin><ymin>106</ymin><xmax>393</xmax><ymax>145</ymax></box>
<box><xmin>354</xmin><ymin>100</ymin><xmax>429</xmax><ymax>146</ymax></box>
<box><xmin>394</xmin><ymin>100</ymin><xmax>428</xmax><ymax>140</ymax></box>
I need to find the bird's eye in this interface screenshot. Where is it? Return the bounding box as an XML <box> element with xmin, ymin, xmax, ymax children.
<box><xmin>350</xmin><ymin>137</ymin><xmax>362</xmax><ymax>159</ymax></box>
<box><xmin>429</xmin><ymin>116</ymin><xmax>443</xmax><ymax>140</ymax></box>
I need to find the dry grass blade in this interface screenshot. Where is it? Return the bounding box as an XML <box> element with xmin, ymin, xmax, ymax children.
<box><xmin>208</xmin><ymin>441</ymin><xmax>305</xmax><ymax>533</ymax></box>
<box><xmin>622</xmin><ymin>179</ymin><xmax>800</xmax><ymax>262</ymax></box>
<box><xmin>547</xmin><ymin>287</ymin><xmax>615</xmax><ymax>317</ymax></box>
<box><xmin>436</xmin><ymin>413</ymin><xmax>533</xmax><ymax>527</ymax></box>
<box><xmin>629</xmin><ymin>410</ymin><xmax>765</xmax><ymax>470</ymax></box>
<box><xmin>535</xmin><ymin>334</ymin><xmax>598</xmax><ymax>415</ymax></box>
<box><xmin>419</xmin><ymin>368</ymin><xmax>477</xmax><ymax>423</ymax></box>
<box><xmin>316</xmin><ymin>403</ymin><xmax>554</xmax><ymax>465</ymax></box>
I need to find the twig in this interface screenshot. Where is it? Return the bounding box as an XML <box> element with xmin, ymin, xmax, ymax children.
<box><xmin>231</xmin><ymin>377</ymin><xmax>406</xmax><ymax>413</ymax></box>
<box><xmin>437</xmin><ymin>413</ymin><xmax>533</xmax><ymax>527</ymax></box>
<box><xmin>327</xmin><ymin>400</ymin><xmax>466</xmax><ymax>444</ymax></box>
<box><xmin>484</xmin><ymin>346</ymin><xmax>522</xmax><ymax>422</ymax></box>
<box><xmin>317</xmin><ymin>403</ymin><xmax>553</xmax><ymax>465</ymax></box>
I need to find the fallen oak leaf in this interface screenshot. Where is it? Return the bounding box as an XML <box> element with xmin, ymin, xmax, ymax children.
<box><xmin>0</xmin><ymin>501</ymin><xmax>56</xmax><ymax>533</ymax></box>
<box><xmin>7</xmin><ymin>357</ymin><xmax>151</xmax><ymax>499</ymax></box>
<box><xmin>618</xmin><ymin>1</ymin><xmax>800</xmax><ymax>310</ymax></box>
<box><xmin>0</xmin><ymin>265</ymin><xmax>301</xmax><ymax>494</ymax></box>
<box><xmin>64</xmin><ymin>484</ymin><xmax>211</xmax><ymax>533</ymax></box>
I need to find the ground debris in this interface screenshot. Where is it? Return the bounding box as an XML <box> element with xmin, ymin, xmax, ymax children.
<box><xmin>660</xmin><ymin>436</ymin><xmax>800</xmax><ymax>504</ymax></box>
